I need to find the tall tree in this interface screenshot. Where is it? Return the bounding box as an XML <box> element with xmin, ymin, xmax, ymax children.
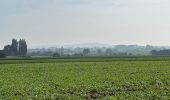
<box><xmin>18</xmin><ymin>39</ymin><xmax>27</xmax><ymax>56</ymax></box>
<box><xmin>11</xmin><ymin>39</ymin><xmax>18</xmax><ymax>56</ymax></box>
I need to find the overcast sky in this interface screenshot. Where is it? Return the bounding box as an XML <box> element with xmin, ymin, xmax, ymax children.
<box><xmin>1</xmin><ymin>0</ymin><xmax>170</xmax><ymax>48</ymax></box>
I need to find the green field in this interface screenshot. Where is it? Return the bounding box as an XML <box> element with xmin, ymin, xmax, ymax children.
<box><xmin>0</xmin><ymin>58</ymin><xmax>169</xmax><ymax>99</ymax></box>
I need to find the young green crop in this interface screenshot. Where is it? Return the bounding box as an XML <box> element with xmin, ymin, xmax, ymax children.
<box><xmin>0</xmin><ymin>58</ymin><xmax>169</xmax><ymax>99</ymax></box>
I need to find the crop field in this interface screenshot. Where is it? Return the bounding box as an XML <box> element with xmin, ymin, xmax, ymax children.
<box><xmin>0</xmin><ymin>58</ymin><xmax>169</xmax><ymax>99</ymax></box>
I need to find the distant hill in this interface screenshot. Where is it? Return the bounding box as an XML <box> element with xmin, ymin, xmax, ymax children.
<box><xmin>29</xmin><ymin>43</ymin><xmax>170</xmax><ymax>50</ymax></box>
<box><xmin>63</xmin><ymin>43</ymin><xmax>113</xmax><ymax>48</ymax></box>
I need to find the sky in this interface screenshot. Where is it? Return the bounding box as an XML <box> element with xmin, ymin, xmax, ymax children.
<box><xmin>1</xmin><ymin>0</ymin><xmax>170</xmax><ymax>49</ymax></box>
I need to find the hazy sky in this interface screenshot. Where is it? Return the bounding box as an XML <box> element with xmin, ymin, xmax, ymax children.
<box><xmin>1</xmin><ymin>0</ymin><xmax>170</xmax><ymax>48</ymax></box>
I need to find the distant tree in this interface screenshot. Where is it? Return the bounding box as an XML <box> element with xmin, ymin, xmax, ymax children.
<box><xmin>42</xmin><ymin>51</ymin><xmax>53</xmax><ymax>56</ymax></box>
<box><xmin>3</xmin><ymin>45</ymin><xmax>11</xmax><ymax>56</ymax></box>
<box><xmin>146</xmin><ymin>45</ymin><xmax>154</xmax><ymax>50</ymax></box>
<box><xmin>118</xmin><ymin>52</ymin><xmax>128</xmax><ymax>56</ymax></box>
<box><xmin>97</xmin><ymin>49</ymin><xmax>102</xmax><ymax>54</ymax></box>
<box><xmin>3</xmin><ymin>38</ymin><xmax>27</xmax><ymax>57</ymax></box>
<box><xmin>10</xmin><ymin>39</ymin><xmax>18</xmax><ymax>56</ymax></box>
<box><xmin>83</xmin><ymin>48</ymin><xmax>90</xmax><ymax>56</ymax></box>
<box><xmin>151</xmin><ymin>50</ymin><xmax>157</xmax><ymax>55</ymax></box>
<box><xmin>151</xmin><ymin>49</ymin><xmax>170</xmax><ymax>56</ymax></box>
<box><xmin>53</xmin><ymin>52</ymin><xmax>60</xmax><ymax>58</ymax></box>
<box><xmin>0</xmin><ymin>50</ymin><xmax>6</xmax><ymax>58</ymax></box>
<box><xmin>129</xmin><ymin>53</ymin><xmax>133</xmax><ymax>56</ymax></box>
<box><xmin>73</xmin><ymin>53</ymin><xmax>83</xmax><ymax>57</ymax></box>
<box><xmin>105</xmin><ymin>48</ymin><xmax>112</xmax><ymax>56</ymax></box>
<box><xmin>60</xmin><ymin>47</ymin><xmax>64</xmax><ymax>56</ymax></box>
<box><xmin>18</xmin><ymin>39</ymin><xmax>27</xmax><ymax>56</ymax></box>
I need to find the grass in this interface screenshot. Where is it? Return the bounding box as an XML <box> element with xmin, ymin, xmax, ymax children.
<box><xmin>0</xmin><ymin>57</ymin><xmax>169</xmax><ymax>99</ymax></box>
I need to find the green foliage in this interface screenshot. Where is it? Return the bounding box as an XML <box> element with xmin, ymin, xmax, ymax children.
<box><xmin>3</xmin><ymin>39</ymin><xmax>27</xmax><ymax>57</ymax></box>
<box><xmin>18</xmin><ymin>39</ymin><xmax>27</xmax><ymax>56</ymax></box>
<box><xmin>11</xmin><ymin>39</ymin><xmax>18</xmax><ymax>56</ymax></box>
<box><xmin>0</xmin><ymin>58</ymin><xmax>169</xmax><ymax>99</ymax></box>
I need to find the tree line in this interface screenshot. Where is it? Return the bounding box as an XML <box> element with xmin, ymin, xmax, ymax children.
<box><xmin>0</xmin><ymin>39</ymin><xmax>27</xmax><ymax>58</ymax></box>
<box><xmin>151</xmin><ymin>49</ymin><xmax>170</xmax><ymax>56</ymax></box>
